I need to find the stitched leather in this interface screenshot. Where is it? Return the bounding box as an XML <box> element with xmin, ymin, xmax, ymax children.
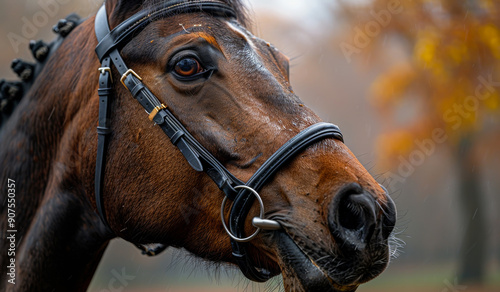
<box><xmin>95</xmin><ymin>56</ymin><xmax>112</xmax><ymax>228</ymax></box>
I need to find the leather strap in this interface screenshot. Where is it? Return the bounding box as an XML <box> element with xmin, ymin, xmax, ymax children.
<box><xmin>95</xmin><ymin>55</ymin><xmax>113</xmax><ymax>228</ymax></box>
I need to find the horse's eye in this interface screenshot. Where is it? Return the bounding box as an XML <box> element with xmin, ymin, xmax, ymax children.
<box><xmin>174</xmin><ymin>58</ymin><xmax>203</xmax><ymax>77</ymax></box>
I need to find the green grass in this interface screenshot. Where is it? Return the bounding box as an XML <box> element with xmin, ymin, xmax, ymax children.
<box><xmin>359</xmin><ymin>263</ymin><xmax>500</xmax><ymax>291</ymax></box>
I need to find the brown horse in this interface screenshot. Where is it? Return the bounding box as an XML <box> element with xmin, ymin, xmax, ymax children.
<box><xmin>0</xmin><ymin>0</ymin><xmax>397</xmax><ymax>291</ymax></box>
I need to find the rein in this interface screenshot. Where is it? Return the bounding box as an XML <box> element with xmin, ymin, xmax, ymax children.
<box><xmin>94</xmin><ymin>0</ymin><xmax>344</xmax><ymax>282</ymax></box>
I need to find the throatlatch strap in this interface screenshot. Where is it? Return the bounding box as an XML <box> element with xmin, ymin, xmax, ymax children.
<box><xmin>95</xmin><ymin>56</ymin><xmax>113</xmax><ymax>228</ymax></box>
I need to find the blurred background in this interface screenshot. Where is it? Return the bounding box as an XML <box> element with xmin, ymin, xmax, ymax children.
<box><xmin>1</xmin><ymin>0</ymin><xmax>499</xmax><ymax>291</ymax></box>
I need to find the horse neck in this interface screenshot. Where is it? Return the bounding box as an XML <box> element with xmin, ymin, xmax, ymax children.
<box><xmin>0</xmin><ymin>17</ymin><xmax>110</xmax><ymax>291</ymax></box>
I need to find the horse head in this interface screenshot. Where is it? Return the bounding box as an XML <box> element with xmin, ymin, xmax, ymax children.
<box><xmin>0</xmin><ymin>0</ymin><xmax>396</xmax><ymax>291</ymax></box>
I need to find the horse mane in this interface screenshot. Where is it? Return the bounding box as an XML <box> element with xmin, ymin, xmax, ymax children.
<box><xmin>0</xmin><ymin>14</ymin><xmax>82</xmax><ymax>130</ymax></box>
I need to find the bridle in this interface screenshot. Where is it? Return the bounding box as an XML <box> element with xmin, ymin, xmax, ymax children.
<box><xmin>93</xmin><ymin>0</ymin><xmax>344</xmax><ymax>282</ymax></box>
<box><xmin>94</xmin><ymin>0</ymin><xmax>344</xmax><ymax>281</ymax></box>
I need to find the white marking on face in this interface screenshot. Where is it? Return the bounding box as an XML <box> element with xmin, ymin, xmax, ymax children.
<box><xmin>225</xmin><ymin>21</ymin><xmax>258</xmax><ymax>51</ymax></box>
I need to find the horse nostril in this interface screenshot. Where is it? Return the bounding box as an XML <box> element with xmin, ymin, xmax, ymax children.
<box><xmin>329</xmin><ymin>184</ymin><xmax>379</xmax><ymax>251</ymax></box>
<box><xmin>338</xmin><ymin>194</ymin><xmax>374</xmax><ymax>231</ymax></box>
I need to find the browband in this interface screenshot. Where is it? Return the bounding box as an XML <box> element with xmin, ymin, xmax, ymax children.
<box><xmin>95</xmin><ymin>0</ymin><xmax>236</xmax><ymax>61</ymax></box>
<box><xmin>94</xmin><ymin>0</ymin><xmax>343</xmax><ymax>283</ymax></box>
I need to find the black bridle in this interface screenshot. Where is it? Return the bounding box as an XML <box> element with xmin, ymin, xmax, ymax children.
<box><xmin>94</xmin><ymin>0</ymin><xmax>344</xmax><ymax>282</ymax></box>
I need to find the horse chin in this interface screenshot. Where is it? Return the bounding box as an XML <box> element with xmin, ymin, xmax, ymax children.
<box><xmin>273</xmin><ymin>230</ymin><xmax>388</xmax><ymax>292</ymax></box>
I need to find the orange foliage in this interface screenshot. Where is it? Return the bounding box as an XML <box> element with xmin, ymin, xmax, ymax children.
<box><xmin>344</xmin><ymin>0</ymin><xmax>500</xmax><ymax>168</ymax></box>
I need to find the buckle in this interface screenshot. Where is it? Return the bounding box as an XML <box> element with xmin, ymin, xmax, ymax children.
<box><xmin>98</xmin><ymin>67</ymin><xmax>112</xmax><ymax>82</ymax></box>
<box><xmin>148</xmin><ymin>104</ymin><xmax>167</xmax><ymax>121</ymax></box>
<box><xmin>120</xmin><ymin>69</ymin><xmax>142</xmax><ymax>90</ymax></box>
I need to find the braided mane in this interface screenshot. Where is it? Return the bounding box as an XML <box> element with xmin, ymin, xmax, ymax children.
<box><xmin>0</xmin><ymin>14</ymin><xmax>81</xmax><ymax>129</ymax></box>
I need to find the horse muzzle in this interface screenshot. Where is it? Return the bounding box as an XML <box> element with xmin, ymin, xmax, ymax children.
<box><xmin>271</xmin><ymin>183</ymin><xmax>396</xmax><ymax>291</ymax></box>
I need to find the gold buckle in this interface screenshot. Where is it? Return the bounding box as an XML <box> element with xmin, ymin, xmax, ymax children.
<box><xmin>148</xmin><ymin>104</ymin><xmax>167</xmax><ymax>121</ymax></box>
<box><xmin>120</xmin><ymin>69</ymin><xmax>142</xmax><ymax>90</ymax></box>
<box><xmin>98</xmin><ymin>67</ymin><xmax>112</xmax><ymax>82</ymax></box>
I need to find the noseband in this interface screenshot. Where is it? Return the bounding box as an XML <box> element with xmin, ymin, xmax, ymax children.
<box><xmin>94</xmin><ymin>0</ymin><xmax>344</xmax><ymax>282</ymax></box>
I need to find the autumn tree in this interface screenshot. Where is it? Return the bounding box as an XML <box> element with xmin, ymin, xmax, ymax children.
<box><xmin>339</xmin><ymin>0</ymin><xmax>500</xmax><ymax>285</ymax></box>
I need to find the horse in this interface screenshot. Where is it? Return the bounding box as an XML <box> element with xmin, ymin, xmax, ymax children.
<box><xmin>0</xmin><ymin>0</ymin><xmax>397</xmax><ymax>291</ymax></box>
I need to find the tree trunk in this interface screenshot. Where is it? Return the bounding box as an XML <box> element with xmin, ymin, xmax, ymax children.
<box><xmin>456</xmin><ymin>138</ymin><xmax>487</xmax><ymax>285</ymax></box>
